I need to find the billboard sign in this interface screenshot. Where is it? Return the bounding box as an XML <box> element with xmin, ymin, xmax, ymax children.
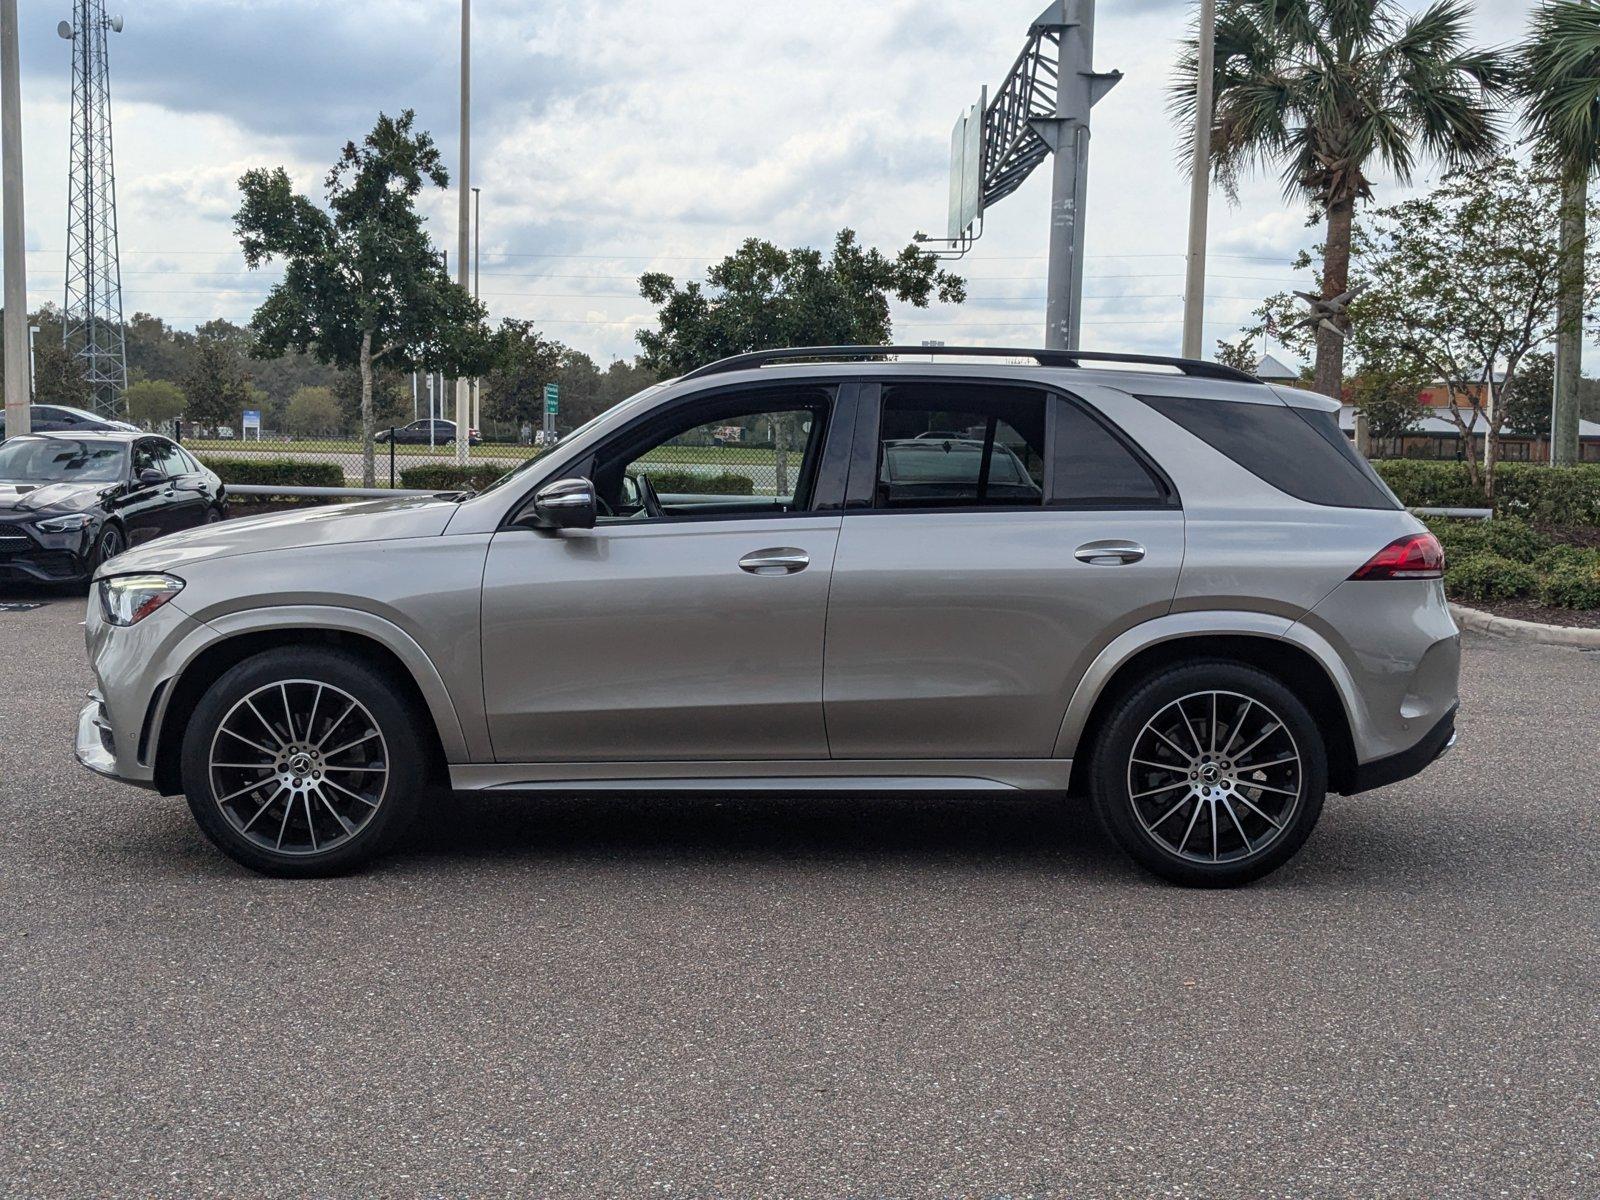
<box><xmin>946</xmin><ymin>89</ymin><xmax>986</xmax><ymax>240</ymax></box>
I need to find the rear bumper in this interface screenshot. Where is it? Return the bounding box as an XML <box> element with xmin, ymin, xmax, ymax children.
<box><xmin>1346</xmin><ymin>704</ymin><xmax>1458</xmax><ymax>795</ymax></box>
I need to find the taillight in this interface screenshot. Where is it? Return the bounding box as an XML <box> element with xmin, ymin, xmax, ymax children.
<box><xmin>1349</xmin><ymin>532</ymin><xmax>1445</xmax><ymax>581</ymax></box>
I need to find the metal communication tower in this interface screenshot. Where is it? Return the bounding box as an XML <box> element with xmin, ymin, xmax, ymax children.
<box><xmin>60</xmin><ymin>2</ymin><xmax>126</xmax><ymax>415</ymax></box>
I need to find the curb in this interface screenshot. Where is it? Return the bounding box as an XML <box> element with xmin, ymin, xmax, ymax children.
<box><xmin>1450</xmin><ymin>603</ymin><xmax>1600</xmax><ymax>649</ymax></box>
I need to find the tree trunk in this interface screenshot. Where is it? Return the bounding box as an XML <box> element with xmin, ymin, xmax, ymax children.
<box><xmin>359</xmin><ymin>329</ymin><xmax>376</xmax><ymax>489</ymax></box>
<box><xmin>1552</xmin><ymin>166</ymin><xmax>1586</xmax><ymax>467</ymax></box>
<box><xmin>1313</xmin><ymin>196</ymin><xmax>1354</xmax><ymax>401</ymax></box>
<box><xmin>1482</xmin><ymin>378</ymin><xmax>1500</xmax><ymax>501</ymax></box>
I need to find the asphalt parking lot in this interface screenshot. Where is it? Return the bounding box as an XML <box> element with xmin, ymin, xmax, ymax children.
<box><xmin>1</xmin><ymin>591</ymin><xmax>1595</xmax><ymax>1199</ymax></box>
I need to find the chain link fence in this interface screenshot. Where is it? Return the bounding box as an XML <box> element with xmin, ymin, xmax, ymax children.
<box><xmin>170</xmin><ymin>418</ymin><xmax>544</xmax><ymax>492</ymax></box>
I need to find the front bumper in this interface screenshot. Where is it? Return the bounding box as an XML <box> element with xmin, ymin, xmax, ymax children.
<box><xmin>74</xmin><ymin>691</ymin><xmax>130</xmax><ymax>781</ymax></box>
<box><xmin>0</xmin><ymin>521</ymin><xmax>95</xmax><ymax>583</ymax></box>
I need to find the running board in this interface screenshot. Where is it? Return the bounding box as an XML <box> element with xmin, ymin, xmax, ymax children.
<box><xmin>450</xmin><ymin>759</ymin><xmax>1074</xmax><ymax>795</ymax></box>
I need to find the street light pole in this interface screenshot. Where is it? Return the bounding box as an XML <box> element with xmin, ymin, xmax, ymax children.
<box><xmin>471</xmin><ymin>184</ymin><xmax>480</xmax><ymax>434</ymax></box>
<box><xmin>1</xmin><ymin>0</ymin><xmax>31</xmax><ymax>434</ymax></box>
<box><xmin>1180</xmin><ymin>0</ymin><xmax>1215</xmax><ymax>360</ymax></box>
<box><xmin>454</xmin><ymin>0</ymin><xmax>471</xmax><ymax>465</ymax></box>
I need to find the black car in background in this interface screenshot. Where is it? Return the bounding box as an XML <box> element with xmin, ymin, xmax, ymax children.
<box><xmin>375</xmin><ymin>419</ymin><xmax>482</xmax><ymax>446</ymax></box>
<box><xmin>0</xmin><ymin>433</ymin><xmax>226</xmax><ymax>586</ymax></box>
<box><xmin>0</xmin><ymin>404</ymin><xmax>140</xmax><ymax>440</ymax></box>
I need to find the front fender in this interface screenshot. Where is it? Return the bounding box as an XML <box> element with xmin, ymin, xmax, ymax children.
<box><xmin>1052</xmin><ymin>610</ymin><xmax>1369</xmax><ymax>762</ymax></box>
<box><xmin>151</xmin><ymin>604</ymin><xmax>476</xmax><ymax>765</ymax></box>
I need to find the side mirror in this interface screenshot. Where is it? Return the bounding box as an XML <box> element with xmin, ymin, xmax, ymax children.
<box><xmin>137</xmin><ymin>468</ymin><xmax>166</xmax><ymax>487</ymax></box>
<box><xmin>531</xmin><ymin>476</ymin><xmax>597</xmax><ymax>530</ymax></box>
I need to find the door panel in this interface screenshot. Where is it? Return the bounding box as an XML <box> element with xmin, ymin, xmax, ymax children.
<box><xmin>481</xmin><ymin>516</ymin><xmax>841</xmax><ymax>763</ymax></box>
<box><xmin>823</xmin><ymin>509</ymin><xmax>1184</xmax><ymax>758</ymax></box>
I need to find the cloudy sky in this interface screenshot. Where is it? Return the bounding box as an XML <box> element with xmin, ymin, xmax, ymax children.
<box><xmin>3</xmin><ymin>0</ymin><xmax>1549</xmax><ymax>368</ymax></box>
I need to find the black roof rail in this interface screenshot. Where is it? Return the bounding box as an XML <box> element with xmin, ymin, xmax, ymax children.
<box><xmin>678</xmin><ymin>344</ymin><xmax>1262</xmax><ymax>384</ymax></box>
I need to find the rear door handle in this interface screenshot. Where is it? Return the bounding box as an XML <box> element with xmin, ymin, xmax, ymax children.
<box><xmin>739</xmin><ymin>547</ymin><xmax>810</xmax><ymax>575</ymax></box>
<box><xmin>1075</xmin><ymin>539</ymin><xmax>1145</xmax><ymax>565</ymax></box>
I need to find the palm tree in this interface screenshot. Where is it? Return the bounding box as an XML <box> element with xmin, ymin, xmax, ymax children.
<box><xmin>1174</xmin><ymin>1</ymin><xmax>1507</xmax><ymax>398</ymax></box>
<box><xmin>1517</xmin><ymin>1</ymin><xmax>1600</xmax><ymax>467</ymax></box>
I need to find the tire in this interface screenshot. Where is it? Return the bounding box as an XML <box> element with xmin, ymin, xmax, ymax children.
<box><xmin>180</xmin><ymin>647</ymin><xmax>429</xmax><ymax>876</ymax></box>
<box><xmin>204</xmin><ymin>506</ymin><xmax>223</xmax><ymax>524</ymax></box>
<box><xmin>93</xmin><ymin>522</ymin><xmax>125</xmax><ymax>569</ymax></box>
<box><xmin>1089</xmin><ymin>661</ymin><xmax>1327</xmax><ymax>888</ymax></box>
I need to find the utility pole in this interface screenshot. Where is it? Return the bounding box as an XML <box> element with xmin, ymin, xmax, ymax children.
<box><xmin>1037</xmin><ymin>2</ymin><xmax>1119</xmax><ymax>349</ymax></box>
<box><xmin>471</xmin><ymin>184</ymin><xmax>480</xmax><ymax>434</ymax></box>
<box><xmin>1180</xmin><ymin>0</ymin><xmax>1215</xmax><ymax>360</ymax></box>
<box><xmin>454</xmin><ymin>0</ymin><xmax>471</xmax><ymax>466</ymax></box>
<box><xmin>2</xmin><ymin>0</ymin><xmax>29</xmax><ymax>433</ymax></box>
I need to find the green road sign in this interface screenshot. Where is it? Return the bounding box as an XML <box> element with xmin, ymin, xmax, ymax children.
<box><xmin>544</xmin><ymin>383</ymin><xmax>559</xmax><ymax>415</ymax></box>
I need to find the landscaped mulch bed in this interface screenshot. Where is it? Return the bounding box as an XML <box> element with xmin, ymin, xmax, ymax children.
<box><xmin>1464</xmin><ymin>598</ymin><xmax>1600</xmax><ymax>630</ymax></box>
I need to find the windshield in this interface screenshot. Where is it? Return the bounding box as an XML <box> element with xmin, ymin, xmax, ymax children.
<box><xmin>0</xmin><ymin>438</ymin><xmax>128</xmax><ymax>484</ymax></box>
<box><xmin>475</xmin><ymin>383</ymin><xmax>671</xmax><ymax>497</ymax></box>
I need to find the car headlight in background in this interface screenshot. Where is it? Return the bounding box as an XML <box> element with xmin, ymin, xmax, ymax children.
<box><xmin>37</xmin><ymin>513</ymin><xmax>93</xmax><ymax>533</ymax></box>
<box><xmin>99</xmin><ymin>574</ymin><xmax>185</xmax><ymax>627</ymax></box>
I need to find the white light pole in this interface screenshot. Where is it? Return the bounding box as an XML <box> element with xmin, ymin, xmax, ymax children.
<box><xmin>454</xmin><ymin>0</ymin><xmax>471</xmax><ymax>465</ymax></box>
<box><xmin>1180</xmin><ymin>0</ymin><xmax>1215</xmax><ymax>360</ymax></box>
<box><xmin>471</xmin><ymin>184</ymin><xmax>480</xmax><ymax>433</ymax></box>
<box><xmin>1</xmin><ymin>0</ymin><xmax>30</xmax><ymax>434</ymax></box>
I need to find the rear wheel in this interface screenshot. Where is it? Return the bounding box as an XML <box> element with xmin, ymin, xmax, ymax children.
<box><xmin>1089</xmin><ymin>661</ymin><xmax>1327</xmax><ymax>887</ymax></box>
<box><xmin>180</xmin><ymin>648</ymin><xmax>428</xmax><ymax>876</ymax></box>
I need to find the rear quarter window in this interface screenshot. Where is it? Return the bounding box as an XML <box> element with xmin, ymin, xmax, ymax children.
<box><xmin>1137</xmin><ymin>394</ymin><xmax>1399</xmax><ymax>511</ymax></box>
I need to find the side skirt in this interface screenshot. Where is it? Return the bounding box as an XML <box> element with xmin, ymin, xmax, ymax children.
<box><xmin>450</xmin><ymin>759</ymin><xmax>1074</xmax><ymax>796</ymax></box>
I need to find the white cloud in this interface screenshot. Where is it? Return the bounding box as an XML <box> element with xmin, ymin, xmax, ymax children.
<box><xmin>2</xmin><ymin>0</ymin><xmax>1560</xmax><ymax>366</ymax></box>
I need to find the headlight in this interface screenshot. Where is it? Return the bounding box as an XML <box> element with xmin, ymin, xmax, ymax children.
<box><xmin>37</xmin><ymin>513</ymin><xmax>92</xmax><ymax>532</ymax></box>
<box><xmin>99</xmin><ymin>574</ymin><xmax>185</xmax><ymax>627</ymax></box>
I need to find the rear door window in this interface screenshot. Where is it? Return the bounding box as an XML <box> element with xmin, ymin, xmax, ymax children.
<box><xmin>1138</xmin><ymin>394</ymin><xmax>1399</xmax><ymax>510</ymax></box>
<box><xmin>874</xmin><ymin>385</ymin><xmax>1046</xmax><ymax>509</ymax></box>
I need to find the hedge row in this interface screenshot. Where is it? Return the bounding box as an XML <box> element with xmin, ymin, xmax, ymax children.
<box><xmin>398</xmin><ymin>463</ymin><xmax>515</xmax><ymax>491</ymax></box>
<box><xmin>1375</xmin><ymin>460</ymin><xmax>1600</xmax><ymax>526</ymax></box>
<box><xmin>1427</xmin><ymin>517</ymin><xmax>1600</xmax><ymax>610</ymax></box>
<box><xmin>645</xmin><ymin>470</ymin><xmax>754</xmax><ymax>496</ymax></box>
<box><xmin>197</xmin><ymin>456</ymin><xmax>344</xmax><ymax>488</ymax></box>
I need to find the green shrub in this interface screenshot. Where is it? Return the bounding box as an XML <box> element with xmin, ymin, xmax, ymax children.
<box><xmin>1425</xmin><ymin>516</ymin><xmax>1550</xmax><ymax>564</ymax></box>
<box><xmin>641</xmin><ymin>470</ymin><xmax>755</xmax><ymax>496</ymax></box>
<box><xmin>1443</xmin><ymin>551</ymin><xmax>1539</xmax><ymax>603</ymax></box>
<box><xmin>1375</xmin><ymin>460</ymin><xmax>1600</xmax><ymax>526</ymax></box>
<box><xmin>399</xmin><ymin>462</ymin><xmax>515</xmax><ymax>491</ymax></box>
<box><xmin>197</xmin><ymin>456</ymin><xmax>344</xmax><ymax>488</ymax></box>
<box><xmin>1535</xmin><ymin>551</ymin><xmax>1600</xmax><ymax>610</ymax></box>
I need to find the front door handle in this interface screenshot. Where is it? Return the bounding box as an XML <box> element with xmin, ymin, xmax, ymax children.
<box><xmin>1075</xmin><ymin>539</ymin><xmax>1145</xmax><ymax>566</ymax></box>
<box><xmin>739</xmin><ymin>547</ymin><xmax>809</xmax><ymax>575</ymax></box>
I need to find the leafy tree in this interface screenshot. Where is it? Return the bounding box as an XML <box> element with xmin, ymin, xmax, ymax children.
<box><xmin>1174</xmin><ymin>0</ymin><xmax>1506</xmax><ymax>399</ymax></box>
<box><xmin>183</xmin><ymin>329</ymin><xmax>253</xmax><ymax>434</ymax></box>
<box><xmin>1214</xmin><ymin>334</ymin><xmax>1257</xmax><ymax>373</ymax></box>
<box><xmin>636</xmin><ymin>229</ymin><xmax>965</xmax><ymax>375</ymax></box>
<box><xmin>1516</xmin><ymin>1</ymin><xmax>1600</xmax><ymax>464</ymax></box>
<box><xmin>1348</xmin><ymin>360</ymin><xmax>1426</xmax><ymax>443</ymax></box>
<box><xmin>123</xmin><ymin>378</ymin><xmax>186</xmax><ymax>429</ymax></box>
<box><xmin>334</xmin><ymin>367</ymin><xmax>411</xmax><ymax>434</ymax></box>
<box><xmin>481</xmin><ymin>320</ymin><xmax>566</xmax><ymax>428</ymax></box>
<box><xmin>286</xmin><ymin>385</ymin><xmax>342</xmax><ymax>437</ymax></box>
<box><xmin>1501</xmin><ymin>349</ymin><xmax>1553</xmax><ymax>438</ymax></box>
<box><xmin>235</xmin><ymin>110</ymin><xmax>493</xmax><ymax>485</ymax></box>
<box><xmin>1353</xmin><ymin>159</ymin><xmax>1599</xmax><ymax>494</ymax></box>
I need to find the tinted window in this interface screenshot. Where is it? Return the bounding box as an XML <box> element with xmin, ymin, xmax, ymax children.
<box><xmin>153</xmin><ymin>442</ymin><xmax>189</xmax><ymax>476</ymax></box>
<box><xmin>133</xmin><ymin>441</ymin><xmax>164</xmax><ymax>477</ymax></box>
<box><xmin>875</xmin><ymin>386</ymin><xmax>1046</xmax><ymax>508</ymax></box>
<box><xmin>1052</xmin><ymin>400</ymin><xmax>1171</xmax><ymax>506</ymax></box>
<box><xmin>1138</xmin><ymin>394</ymin><xmax>1399</xmax><ymax>510</ymax></box>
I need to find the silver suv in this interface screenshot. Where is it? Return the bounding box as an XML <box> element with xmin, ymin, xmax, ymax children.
<box><xmin>76</xmin><ymin>347</ymin><xmax>1459</xmax><ymax>886</ymax></box>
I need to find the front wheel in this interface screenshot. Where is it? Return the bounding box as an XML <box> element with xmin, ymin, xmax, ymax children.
<box><xmin>180</xmin><ymin>647</ymin><xmax>429</xmax><ymax>876</ymax></box>
<box><xmin>1089</xmin><ymin>662</ymin><xmax>1327</xmax><ymax>888</ymax></box>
